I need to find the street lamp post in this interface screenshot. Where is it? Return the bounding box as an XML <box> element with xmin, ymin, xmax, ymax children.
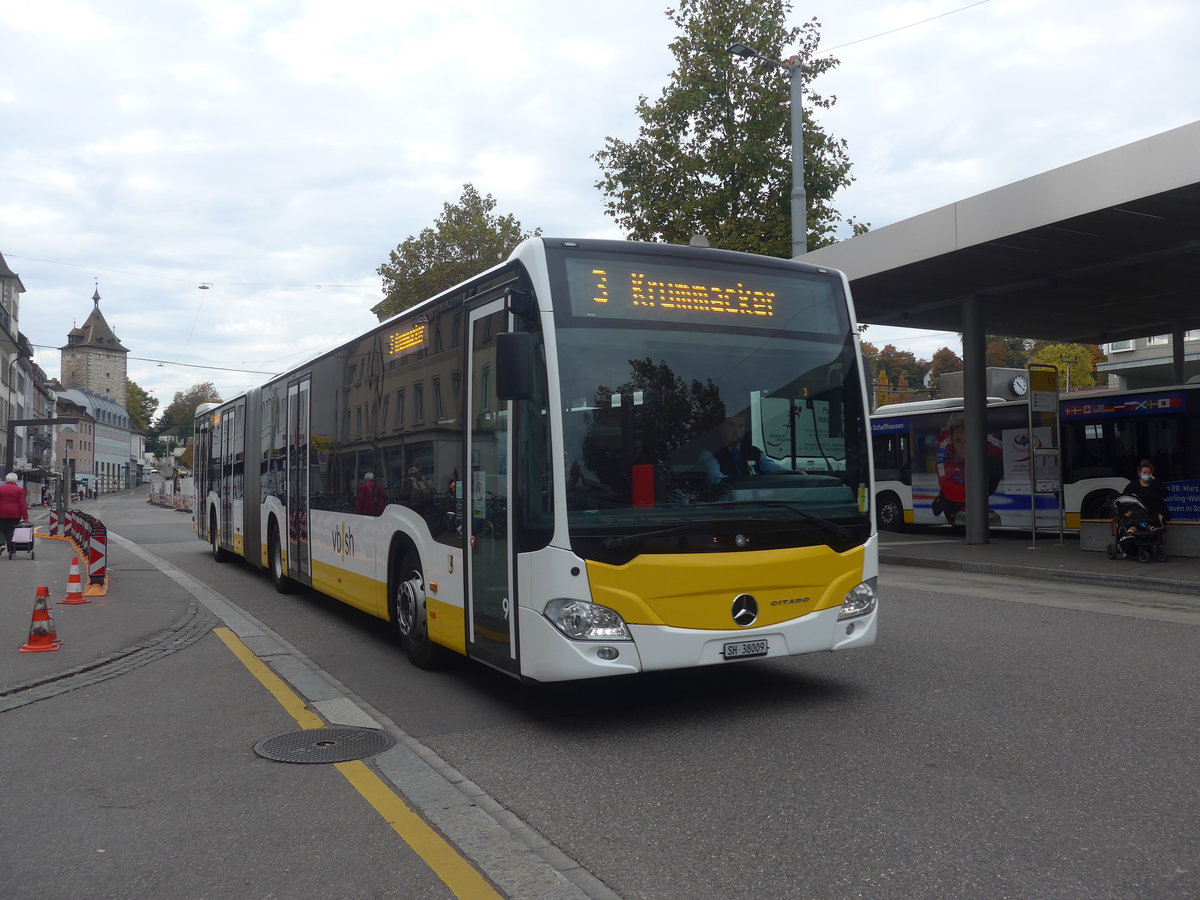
<box><xmin>728</xmin><ymin>41</ymin><xmax>807</xmax><ymax>258</ymax></box>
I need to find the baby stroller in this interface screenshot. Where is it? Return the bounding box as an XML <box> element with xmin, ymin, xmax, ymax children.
<box><xmin>8</xmin><ymin>521</ymin><xmax>35</xmax><ymax>559</ymax></box>
<box><xmin>1106</xmin><ymin>494</ymin><xmax>1166</xmax><ymax>563</ymax></box>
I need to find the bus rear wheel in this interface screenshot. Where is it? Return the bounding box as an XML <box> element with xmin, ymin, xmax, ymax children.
<box><xmin>210</xmin><ymin>510</ymin><xmax>230</xmax><ymax>563</ymax></box>
<box><xmin>391</xmin><ymin>551</ymin><xmax>446</xmax><ymax>670</ymax></box>
<box><xmin>876</xmin><ymin>492</ymin><xmax>904</xmax><ymax>532</ymax></box>
<box><xmin>1082</xmin><ymin>491</ymin><xmax>1118</xmax><ymax>521</ymax></box>
<box><xmin>269</xmin><ymin>522</ymin><xmax>296</xmax><ymax>594</ymax></box>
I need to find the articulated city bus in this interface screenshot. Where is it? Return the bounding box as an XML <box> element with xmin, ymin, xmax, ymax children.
<box><xmin>194</xmin><ymin>237</ymin><xmax>878</xmax><ymax>682</ymax></box>
<box><xmin>871</xmin><ymin>382</ymin><xmax>1200</xmax><ymax>531</ymax></box>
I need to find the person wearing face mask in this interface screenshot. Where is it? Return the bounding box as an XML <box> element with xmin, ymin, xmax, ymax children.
<box><xmin>1123</xmin><ymin>460</ymin><xmax>1170</xmax><ymax>527</ymax></box>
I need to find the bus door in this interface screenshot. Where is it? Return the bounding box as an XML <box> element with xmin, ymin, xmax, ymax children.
<box><xmin>286</xmin><ymin>378</ymin><xmax>312</xmax><ymax>585</ymax></box>
<box><xmin>466</xmin><ymin>300</ymin><xmax>518</xmax><ymax>675</ymax></box>
<box><xmin>219</xmin><ymin>404</ymin><xmax>235</xmax><ymax>549</ymax></box>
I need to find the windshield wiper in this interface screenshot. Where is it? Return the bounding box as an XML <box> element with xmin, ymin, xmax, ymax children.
<box><xmin>707</xmin><ymin>501</ymin><xmax>853</xmax><ymax>541</ymax></box>
<box><xmin>601</xmin><ymin>524</ymin><xmax>706</xmax><ymax>551</ymax></box>
<box><xmin>600</xmin><ymin>503</ymin><xmax>854</xmax><ymax>551</ymax></box>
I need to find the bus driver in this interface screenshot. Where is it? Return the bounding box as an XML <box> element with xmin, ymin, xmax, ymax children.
<box><xmin>700</xmin><ymin>415</ymin><xmax>785</xmax><ymax>485</ymax></box>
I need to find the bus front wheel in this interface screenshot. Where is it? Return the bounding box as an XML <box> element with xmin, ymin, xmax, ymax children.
<box><xmin>392</xmin><ymin>551</ymin><xmax>446</xmax><ymax>670</ymax></box>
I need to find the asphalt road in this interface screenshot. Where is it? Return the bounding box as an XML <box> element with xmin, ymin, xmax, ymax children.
<box><xmin>98</xmin><ymin>494</ymin><xmax>1200</xmax><ymax>899</ymax></box>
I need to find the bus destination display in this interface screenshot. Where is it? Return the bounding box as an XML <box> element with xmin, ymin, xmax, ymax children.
<box><xmin>566</xmin><ymin>257</ymin><xmax>787</xmax><ymax>325</ymax></box>
<box><xmin>387</xmin><ymin>323</ymin><xmax>425</xmax><ymax>356</ymax></box>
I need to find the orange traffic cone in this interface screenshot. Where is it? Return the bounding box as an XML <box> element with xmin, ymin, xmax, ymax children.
<box><xmin>59</xmin><ymin>556</ymin><xmax>89</xmax><ymax>605</ymax></box>
<box><xmin>20</xmin><ymin>586</ymin><xmax>63</xmax><ymax>653</ymax></box>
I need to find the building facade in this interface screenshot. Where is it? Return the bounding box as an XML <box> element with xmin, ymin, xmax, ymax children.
<box><xmin>55</xmin><ymin>395</ymin><xmax>95</xmax><ymax>496</ymax></box>
<box><xmin>1</xmin><ymin>251</ymin><xmax>28</xmax><ymax>472</ymax></box>
<box><xmin>1098</xmin><ymin>333</ymin><xmax>1200</xmax><ymax>389</ymax></box>
<box><xmin>60</xmin><ymin>287</ymin><xmax>130</xmax><ymax>401</ymax></box>
<box><xmin>57</xmin><ymin>387</ymin><xmax>137</xmax><ymax>493</ymax></box>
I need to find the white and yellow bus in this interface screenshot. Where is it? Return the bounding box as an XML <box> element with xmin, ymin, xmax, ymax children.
<box><xmin>194</xmin><ymin>237</ymin><xmax>878</xmax><ymax>681</ymax></box>
<box><xmin>871</xmin><ymin>383</ymin><xmax>1200</xmax><ymax>532</ymax></box>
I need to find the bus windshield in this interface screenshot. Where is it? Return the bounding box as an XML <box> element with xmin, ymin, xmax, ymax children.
<box><xmin>554</xmin><ymin>297</ymin><xmax>869</xmax><ymax>561</ymax></box>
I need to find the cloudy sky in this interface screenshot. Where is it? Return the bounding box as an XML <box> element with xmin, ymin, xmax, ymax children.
<box><xmin>3</xmin><ymin>0</ymin><xmax>1197</xmax><ymax>415</ymax></box>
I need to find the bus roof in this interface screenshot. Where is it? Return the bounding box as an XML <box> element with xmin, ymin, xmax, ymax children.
<box><xmin>873</xmin><ymin>396</ymin><xmax>1012</xmax><ymax>414</ymax></box>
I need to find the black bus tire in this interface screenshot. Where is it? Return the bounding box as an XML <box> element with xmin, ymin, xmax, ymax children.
<box><xmin>1082</xmin><ymin>490</ymin><xmax>1118</xmax><ymax>521</ymax></box>
<box><xmin>269</xmin><ymin>520</ymin><xmax>296</xmax><ymax>594</ymax></box>
<box><xmin>391</xmin><ymin>548</ymin><xmax>447</xmax><ymax>670</ymax></box>
<box><xmin>210</xmin><ymin>509</ymin><xmax>230</xmax><ymax>563</ymax></box>
<box><xmin>876</xmin><ymin>492</ymin><xmax>904</xmax><ymax>532</ymax></box>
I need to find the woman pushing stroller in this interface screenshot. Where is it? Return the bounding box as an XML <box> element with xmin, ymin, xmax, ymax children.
<box><xmin>1124</xmin><ymin>460</ymin><xmax>1170</xmax><ymax>528</ymax></box>
<box><xmin>1107</xmin><ymin>460</ymin><xmax>1170</xmax><ymax>562</ymax></box>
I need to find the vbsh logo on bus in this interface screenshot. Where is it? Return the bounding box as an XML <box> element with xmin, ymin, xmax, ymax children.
<box><xmin>332</xmin><ymin>521</ymin><xmax>356</xmax><ymax>560</ymax></box>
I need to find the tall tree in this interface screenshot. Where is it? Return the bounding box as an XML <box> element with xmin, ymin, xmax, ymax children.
<box><xmin>157</xmin><ymin>382</ymin><xmax>222</xmax><ymax>433</ymax></box>
<box><xmin>927</xmin><ymin>346</ymin><xmax>964</xmax><ymax>385</ymax></box>
<box><xmin>985</xmin><ymin>335</ymin><xmax>1033</xmax><ymax>369</ymax></box>
<box><xmin>594</xmin><ymin>0</ymin><xmax>865</xmax><ymax>257</ymax></box>
<box><xmin>875</xmin><ymin>344</ymin><xmax>926</xmax><ymax>390</ymax></box>
<box><xmin>374</xmin><ymin>184</ymin><xmax>541</xmax><ymax>321</ymax></box>
<box><xmin>126</xmin><ymin>380</ymin><xmax>159</xmax><ymax>434</ymax></box>
<box><xmin>1028</xmin><ymin>342</ymin><xmax>1103</xmax><ymax>390</ymax></box>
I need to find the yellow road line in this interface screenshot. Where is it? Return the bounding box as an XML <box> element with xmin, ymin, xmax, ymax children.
<box><xmin>213</xmin><ymin>627</ymin><xmax>501</xmax><ymax>899</ymax></box>
<box><xmin>214</xmin><ymin>627</ymin><xmax>324</xmax><ymax>729</ymax></box>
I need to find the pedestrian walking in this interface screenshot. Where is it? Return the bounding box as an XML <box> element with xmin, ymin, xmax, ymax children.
<box><xmin>0</xmin><ymin>472</ymin><xmax>30</xmax><ymax>559</ymax></box>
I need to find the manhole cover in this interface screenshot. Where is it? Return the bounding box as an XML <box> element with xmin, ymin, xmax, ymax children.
<box><xmin>254</xmin><ymin>727</ymin><xmax>395</xmax><ymax>764</ymax></box>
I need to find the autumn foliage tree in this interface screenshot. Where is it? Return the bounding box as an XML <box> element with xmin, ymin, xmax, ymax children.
<box><xmin>927</xmin><ymin>346</ymin><xmax>964</xmax><ymax>392</ymax></box>
<box><xmin>986</xmin><ymin>336</ymin><xmax>1033</xmax><ymax>368</ymax></box>
<box><xmin>156</xmin><ymin>382</ymin><xmax>222</xmax><ymax>435</ymax></box>
<box><xmin>1028</xmin><ymin>342</ymin><xmax>1104</xmax><ymax>389</ymax></box>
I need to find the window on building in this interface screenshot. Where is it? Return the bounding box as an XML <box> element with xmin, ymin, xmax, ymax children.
<box><xmin>433</xmin><ymin>377</ymin><xmax>446</xmax><ymax>421</ymax></box>
<box><xmin>1146</xmin><ymin>334</ymin><xmax>1169</xmax><ymax>346</ymax></box>
<box><xmin>1107</xmin><ymin>339</ymin><xmax>1135</xmax><ymax>352</ymax></box>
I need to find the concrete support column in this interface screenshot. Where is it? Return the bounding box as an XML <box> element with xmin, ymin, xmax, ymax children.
<box><xmin>962</xmin><ymin>296</ymin><xmax>989</xmax><ymax>545</ymax></box>
<box><xmin>1172</xmin><ymin>321</ymin><xmax>1185</xmax><ymax>385</ymax></box>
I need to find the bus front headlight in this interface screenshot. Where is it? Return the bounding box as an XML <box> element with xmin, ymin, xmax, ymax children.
<box><xmin>544</xmin><ymin>599</ymin><xmax>632</xmax><ymax>641</ymax></box>
<box><xmin>838</xmin><ymin>578</ymin><xmax>878</xmax><ymax>620</ymax></box>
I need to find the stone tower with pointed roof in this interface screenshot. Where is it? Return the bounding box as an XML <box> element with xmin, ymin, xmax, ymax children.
<box><xmin>60</xmin><ymin>286</ymin><xmax>130</xmax><ymax>408</ymax></box>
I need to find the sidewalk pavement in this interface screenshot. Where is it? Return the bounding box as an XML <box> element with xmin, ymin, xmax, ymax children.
<box><xmin>879</xmin><ymin>527</ymin><xmax>1200</xmax><ymax>596</ymax></box>
<box><xmin>1</xmin><ymin>518</ymin><xmax>197</xmax><ymax>699</ymax></box>
<box><xmin>0</xmin><ymin>503</ymin><xmax>600</xmax><ymax>900</ymax></box>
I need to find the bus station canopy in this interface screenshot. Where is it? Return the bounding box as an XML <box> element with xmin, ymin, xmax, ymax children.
<box><xmin>804</xmin><ymin>120</ymin><xmax>1200</xmax><ymax>346</ymax></box>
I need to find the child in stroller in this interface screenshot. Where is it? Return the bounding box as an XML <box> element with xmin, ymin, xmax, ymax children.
<box><xmin>1106</xmin><ymin>494</ymin><xmax>1167</xmax><ymax>562</ymax></box>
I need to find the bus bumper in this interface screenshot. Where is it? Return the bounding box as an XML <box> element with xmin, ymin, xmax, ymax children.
<box><xmin>517</xmin><ymin>603</ymin><xmax>877</xmax><ymax>682</ymax></box>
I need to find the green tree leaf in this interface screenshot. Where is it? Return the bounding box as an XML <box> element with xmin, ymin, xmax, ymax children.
<box><xmin>156</xmin><ymin>382</ymin><xmax>222</xmax><ymax>433</ymax></box>
<box><xmin>126</xmin><ymin>379</ymin><xmax>159</xmax><ymax>434</ymax></box>
<box><xmin>373</xmin><ymin>184</ymin><xmax>541</xmax><ymax>321</ymax></box>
